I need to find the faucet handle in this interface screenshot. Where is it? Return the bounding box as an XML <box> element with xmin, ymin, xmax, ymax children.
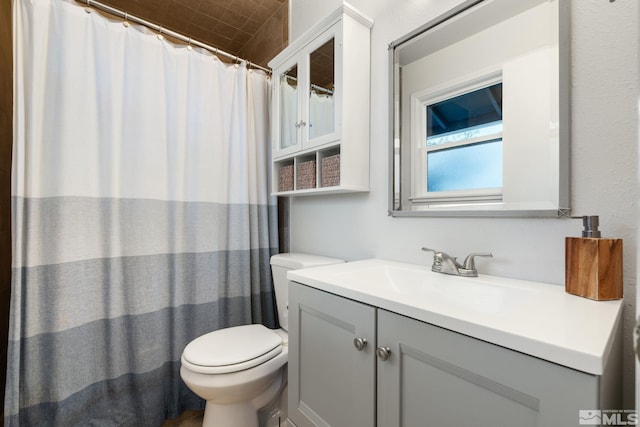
<box><xmin>422</xmin><ymin>247</ymin><xmax>452</xmax><ymax>264</ymax></box>
<box><xmin>462</xmin><ymin>253</ymin><xmax>493</xmax><ymax>270</ymax></box>
<box><xmin>422</xmin><ymin>247</ymin><xmax>441</xmax><ymax>268</ymax></box>
<box><xmin>422</xmin><ymin>247</ymin><xmax>461</xmax><ymax>275</ymax></box>
<box><xmin>421</xmin><ymin>247</ymin><xmax>456</xmax><ymax>260</ymax></box>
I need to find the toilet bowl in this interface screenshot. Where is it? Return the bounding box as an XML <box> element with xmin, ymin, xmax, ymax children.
<box><xmin>180</xmin><ymin>253</ymin><xmax>344</xmax><ymax>427</ymax></box>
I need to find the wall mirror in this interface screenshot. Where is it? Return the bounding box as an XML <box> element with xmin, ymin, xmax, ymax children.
<box><xmin>389</xmin><ymin>0</ymin><xmax>570</xmax><ymax>217</ymax></box>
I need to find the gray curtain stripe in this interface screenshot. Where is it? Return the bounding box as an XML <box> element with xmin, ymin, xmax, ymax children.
<box><xmin>5</xmin><ymin>360</ymin><xmax>203</xmax><ymax>427</ymax></box>
<box><xmin>13</xmin><ymin>196</ymin><xmax>278</xmax><ymax>268</ymax></box>
<box><xmin>10</xmin><ymin>248</ymin><xmax>277</xmax><ymax>338</ymax></box>
<box><xmin>5</xmin><ymin>296</ymin><xmax>277</xmax><ymax>420</ymax></box>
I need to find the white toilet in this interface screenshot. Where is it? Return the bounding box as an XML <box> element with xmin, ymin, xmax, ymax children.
<box><xmin>180</xmin><ymin>253</ymin><xmax>344</xmax><ymax>427</ymax></box>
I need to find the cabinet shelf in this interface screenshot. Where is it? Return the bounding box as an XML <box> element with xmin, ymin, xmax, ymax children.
<box><xmin>273</xmin><ymin>141</ymin><xmax>341</xmax><ymax>162</ymax></box>
<box><xmin>272</xmin><ymin>185</ymin><xmax>369</xmax><ymax>197</ymax></box>
<box><xmin>273</xmin><ymin>146</ymin><xmax>369</xmax><ymax>195</ymax></box>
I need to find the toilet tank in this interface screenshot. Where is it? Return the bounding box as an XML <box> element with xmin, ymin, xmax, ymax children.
<box><xmin>270</xmin><ymin>253</ymin><xmax>345</xmax><ymax>332</ymax></box>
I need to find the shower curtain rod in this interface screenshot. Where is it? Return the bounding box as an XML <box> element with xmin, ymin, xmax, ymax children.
<box><xmin>79</xmin><ymin>0</ymin><xmax>271</xmax><ymax>74</ymax></box>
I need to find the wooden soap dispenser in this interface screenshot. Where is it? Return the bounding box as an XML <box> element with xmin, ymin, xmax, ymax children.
<box><xmin>565</xmin><ymin>216</ymin><xmax>622</xmax><ymax>300</ymax></box>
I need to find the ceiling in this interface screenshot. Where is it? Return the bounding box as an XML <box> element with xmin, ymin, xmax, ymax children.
<box><xmin>95</xmin><ymin>0</ymin><xmax>288</xmax><ymax>65</ymax></box>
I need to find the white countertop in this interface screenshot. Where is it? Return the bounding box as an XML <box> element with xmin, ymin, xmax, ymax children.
<box><xmin>287</xmin><ymin>258</ymin><xmax>622</xmax><ymax>375</ymax></box>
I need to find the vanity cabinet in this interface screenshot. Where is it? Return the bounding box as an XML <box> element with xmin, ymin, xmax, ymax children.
<box><xmin>288</xmin><ymin>282</ymin><xmax>617</xmax><ymax>427</ymax></box>
<box><xmin>268</xmin><ymin>3</ymin><xmax>372</xmax><ymax>196</ymax></box>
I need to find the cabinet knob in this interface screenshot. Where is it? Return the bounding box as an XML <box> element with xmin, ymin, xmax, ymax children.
<box><xmin>376</xmin><ymin>346</ymin><xmax>391</xmax><ymax>361</ymax></box>
<box><xmin>353</xmin><ymin>337</ymin><xmax>367</xmax><ymax>351</ymax></box>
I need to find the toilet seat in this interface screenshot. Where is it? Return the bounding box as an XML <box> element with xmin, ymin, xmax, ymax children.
<box><xmin>182</xmin><ymin>324</ymin><xmax>283</xmax><ymax>374</ymax></box>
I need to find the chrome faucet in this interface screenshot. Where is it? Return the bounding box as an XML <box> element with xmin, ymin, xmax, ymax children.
<box><xmin>422</xmin><ymin>247</ymin><xmax>493</xmax><ymax>277</ymax></box>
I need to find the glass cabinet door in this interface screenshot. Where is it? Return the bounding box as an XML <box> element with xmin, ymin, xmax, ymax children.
<box><xmin>306</xmin><ymin>36</ymin><xmax>337</xmax><ymax>146</ymax></box>
<box><xmin>272</xmin><ymin>29</ymin><xmax>340</xmax><ymax>158</ymax></box>
<box><xmin>278</xmin><ymin>64</ymin><xmax>300</xmax><ymax>154</ymax></box>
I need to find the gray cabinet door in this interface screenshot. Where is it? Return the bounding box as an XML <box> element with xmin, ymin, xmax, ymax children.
<box><xmin>288</xmin><ymin>282</ymin><xmax>376</xmax><ymax>427</ymax></box>
<box><xmin>376</xmin><ymin>309</ymin><xmax>599</xmax><ymax>427</ymax></box>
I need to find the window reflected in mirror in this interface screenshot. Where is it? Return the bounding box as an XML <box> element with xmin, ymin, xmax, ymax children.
<box><xmin>424</xmin><ymin>82</ymin><xmax>503</xmax><ymax>194</ymax></box>
<box><xmin>309</xmin><ymin>38</ymin><xmax>335</xmax><ymax>140</ymax></box>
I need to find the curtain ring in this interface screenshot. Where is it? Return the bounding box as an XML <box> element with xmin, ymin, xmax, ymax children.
<box><xmin>84</xmin><ymin>0</ymin><xmax>92</xmax><ymax>13</ymax></box>
<box><xmin>123</xmin><ymin>12</ymin><xmax>129</xmax><ymax>27</ymax></box>
<box><xmin>187</xmin><ymin>37</ymin><xmax>193</xmax><ymax>51</ymax></box>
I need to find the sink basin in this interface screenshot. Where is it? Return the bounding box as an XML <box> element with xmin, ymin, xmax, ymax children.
<box><xmin>312</xmin><ymin>261</ymin><xmax>529</xmax><ymax>315</ymax></box>
<box><xmin>287</xmin><ymin>258</ymin><xmax>622</xmax><ymax>375</ymax></box>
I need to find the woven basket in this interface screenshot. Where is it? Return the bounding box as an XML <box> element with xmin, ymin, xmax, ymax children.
<box><xmin>297</xmin><ymin>160</ymin><xmax>317</xmax><ymax>189</ymax></box>
<box><xmin>321</xmin><ymin>154</ymin><xmax>340</xmax><ymax>187</ymax></box>
<box><xmin>279</xmin><ymin>164</ymin><xmax>294</xmax><ymax>192</ymax></box>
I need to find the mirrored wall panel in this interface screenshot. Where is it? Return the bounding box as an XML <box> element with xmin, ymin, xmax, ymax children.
<box><xmin>308</xmin><ymin>38</ymin><xmax>335</xmax><ymax>141</ymax></box>
<box><xmin>389</xmin><ymin>0</ymin><xmax>570</xmax><ymax>217</ymax></box>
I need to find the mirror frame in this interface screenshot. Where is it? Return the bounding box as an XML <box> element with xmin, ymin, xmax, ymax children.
<box><xmin>388</xmin><ymin>0</ymin><xmax>571</xmax><ymax>218</ymax></box>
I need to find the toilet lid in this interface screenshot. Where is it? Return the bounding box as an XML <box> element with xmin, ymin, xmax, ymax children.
<box><xmin>182</xmin><ymin>324</ymin><xmax>283</xmax><ymax>374</ymax></box>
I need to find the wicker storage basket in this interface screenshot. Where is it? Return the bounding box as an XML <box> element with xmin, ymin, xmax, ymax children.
<box><xmin>297</xmin><ymin>160</ymin><xmax>317</xmax><ymax>189</ymax></box>
<box><xmin>321</xmin><ymin>154</ymin><xmax>340</xmax><ymax>187</ymax></box>
<box><xmin>279</xmin><ymin>164</ymin><xmax>294</xmax><ymax>192</ymax></box>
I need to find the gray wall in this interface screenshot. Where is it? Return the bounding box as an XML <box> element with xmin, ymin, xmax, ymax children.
<box><xmin>288</xmin><ymin>0</ymin><xmax>638</xmax><ymax>408</ymax></box>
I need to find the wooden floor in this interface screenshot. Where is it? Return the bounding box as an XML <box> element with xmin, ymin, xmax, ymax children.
<box><xmin>162</xmin><ymin>410</ymin><xmax>204</xmax><ymax>427</ymax></box>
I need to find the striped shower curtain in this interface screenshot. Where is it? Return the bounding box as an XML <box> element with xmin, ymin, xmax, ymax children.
<box><xmin>6</xmin><ymin>0</ymin><xmax>279</xmax><ymax>425</ymax></box>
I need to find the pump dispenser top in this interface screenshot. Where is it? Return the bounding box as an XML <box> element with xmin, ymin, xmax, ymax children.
<box><xmin>565</xmin><ymin>215</ymin><xmax>622</xmax><ymax>301</ymax></box>
<box><xmin>580</xmin><ymin>215</ymin><xmax>601</xmax><ymax>238</ymax></box>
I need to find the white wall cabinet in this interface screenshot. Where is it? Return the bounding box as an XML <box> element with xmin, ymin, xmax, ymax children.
<box><xmin>268</xmin><ymin>3</ymin><xmax>372</xmax><ymax>196</ymax></box>
<box><xmin>288</xmin><ymin>282</ymin><xmax>620</xmax><ymax>427</ymax></box>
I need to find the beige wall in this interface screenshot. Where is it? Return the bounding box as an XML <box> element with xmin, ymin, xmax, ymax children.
<box><xmin>0</xmin><ymin>0</ymin><xmax>11</xmax><ymax>414</ymax></box>
<box><xmin>239</xmin><ymin>0</ymin><xmax>288</xmax><ymax>68</ymax></box>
